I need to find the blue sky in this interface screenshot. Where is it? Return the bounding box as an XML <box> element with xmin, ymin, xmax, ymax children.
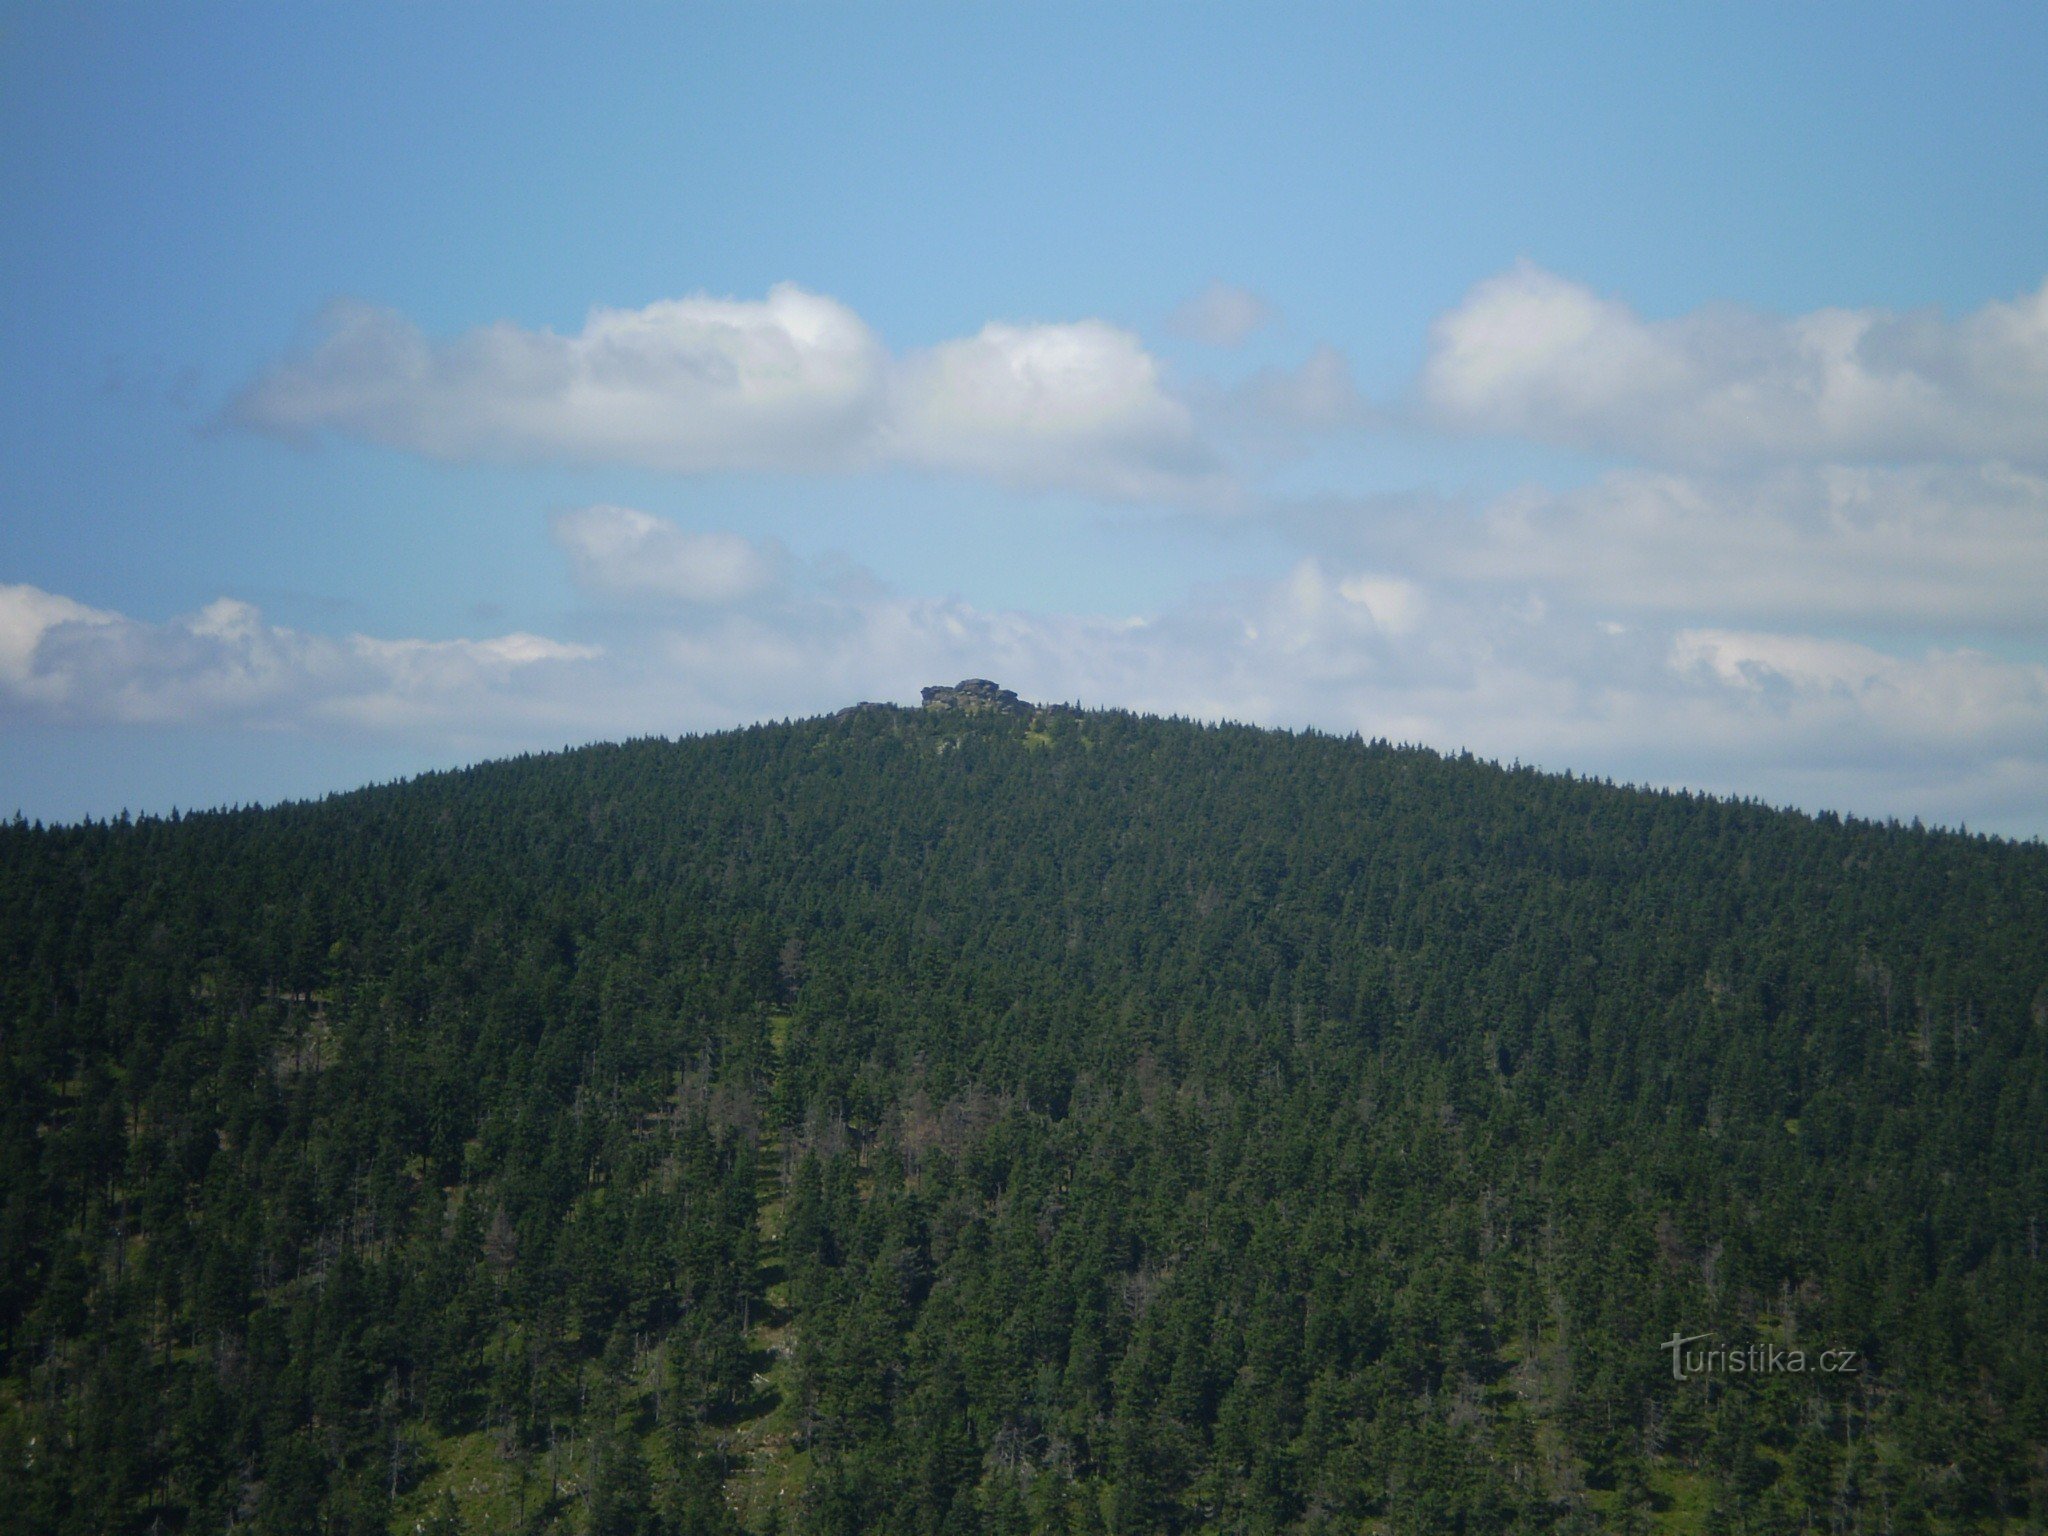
<box><xmin>4</xmin><ymin>2</ymin><xmax>2047</xmax><ymax>833</ymax></box>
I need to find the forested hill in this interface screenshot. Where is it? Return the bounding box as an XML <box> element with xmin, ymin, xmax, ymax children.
<box><xmin>3</xmin><ymin>703</ymin><xmax>2045</xmax><ymax>1535</ymax></box>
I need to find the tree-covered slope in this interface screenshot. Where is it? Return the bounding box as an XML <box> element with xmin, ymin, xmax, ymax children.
<box><xmin>2</xmin><ymin>704</ymin><xmax>2044</xmax><ymax>1534</ymax></box>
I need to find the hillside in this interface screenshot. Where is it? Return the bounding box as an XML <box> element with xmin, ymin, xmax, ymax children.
<box><xmin>2</xmin><ymin>699</ymin><xmax>2044</xmax><ymax>1535</ymax></box>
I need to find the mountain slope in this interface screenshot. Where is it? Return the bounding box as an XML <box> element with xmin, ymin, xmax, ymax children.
<box><xmin>2</xmin><ymin>704</ymin><xmax>2044</xmax><ymax>1534</ymax></box>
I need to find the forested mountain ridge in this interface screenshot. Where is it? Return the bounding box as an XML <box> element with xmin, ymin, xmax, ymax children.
<box><xmin>2</xmin><ymin>703</ymin><xmax>2044</xmax><ymax>1534</ymax></box>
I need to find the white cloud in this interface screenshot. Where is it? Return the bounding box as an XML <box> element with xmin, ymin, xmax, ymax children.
<box><xmin>0</xmin><ymin>584</ymin><xmax>119</xmax><ymax>701</ymax></box>
<box><xmin>234</xmin><ymin>288</ymin><xmax>1217</xmax><ymax>502</ymax></box>
<box><xmin>234</xmin><ymin>286</ymin><xmax>886</xmax><ymax>474</ymax></box>
<box><xmin>1166</xmin><ymin>282</ymin><xmax>1278</xmax><ymax>347</ymax></box>
<box><xmin>1672</xmin><ymin>629</ymin><xmax>1901</xmax><ymax>694</ymax></box>
<box><xmin>1336</xmin><ymin>572</ymin><xmax>1427</xmax><ymax>637</ymax></box>
<box><xmin>1670</xmin><ymin>629</ymin><xmax>2048</xmax><ymax>758</ymax></box>
<box><xmin>551</xmin><ymin>505</ymin><xmax>778</xmax><ymax>604</ymax></box>
<box><xmin>0</xmin><ymin>583</ymin><xmax>599</xmax><ymax>732</ymax></box>
<box><xmin>225</xmin><ymin>266</ymin><xmax>2048</xmax><ymax>502</ymax></box>
<box><xmin>889</xmin><ymin>320</ymin><xmax>1216</xmax><ymax>499</ymax></box>
<box><xmin>1436</xmin><ymin>463</ymin><xmax>2048</xmax><ymax>630</ymax></box>
<box><xmin>1421</xmin><ymin>262</ymin><xmax>2048</xmax><ymax>465</ymax></box>
<box><xmin>337</xmin><ymin>631</ymin><xmax>603</xmax><ymax>733</ymax></box>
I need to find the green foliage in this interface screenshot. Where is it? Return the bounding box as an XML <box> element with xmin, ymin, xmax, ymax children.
<box><xmin>1</xmin><ymin>706</ymin><xmax>2044</xmax><ymax>1531</ymax></box>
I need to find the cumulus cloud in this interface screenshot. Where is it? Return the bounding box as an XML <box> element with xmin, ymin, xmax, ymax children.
<box><xmin>233</xmin><ymin>286</ymin><xmax>886</xmax><ymax>474</ymax></box>
<box><xmin>226</xmin><ymin>265</ymin><xmax>2048</xmax><ymax>499</ymax></box>
<box><xmin>1166</xmin><ymin>282</ymin><xmax>1278</xmax><ymax>347</ymax></box>
<box><xmin>889</xmin><ymin>320</ymin><xmax>1214</xmax><ymax>499</ymax></box>
<box><xmin>1421</xmin><ymin>262</ymin><xmax>2048</xmax><ymax>465</ymax></box>
<box><xmin>551</xmin><ymin>506</ymin><xmax>779</xmax><ymax>604</ymax></box>
<box><xmin>0</xmin><ymin>584</ymin><xmax>119</xmax><ymax>701</ymax></box>
<box><xmin>232</xmin><ymin>288</ymin><xmax>1218</xmax><ymax>502</ymax></box>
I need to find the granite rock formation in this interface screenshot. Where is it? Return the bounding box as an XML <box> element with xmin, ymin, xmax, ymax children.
<box><xmin>920</xmin><ymin>678</ymin><xmax>1033</xmax><ymax>716</ymax></box>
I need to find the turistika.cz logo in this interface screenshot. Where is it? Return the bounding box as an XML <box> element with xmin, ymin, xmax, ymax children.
<box><xmin>1659</xmin><ymin>1331</ymin><xmax>1860</xmax><ymax>1381</ymax></box>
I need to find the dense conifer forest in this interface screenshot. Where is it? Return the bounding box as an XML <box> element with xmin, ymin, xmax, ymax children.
<box><xmin>2</xmin><ymin>700</ymin><xmax>2044</xmax><ymax>1534</ymax></box>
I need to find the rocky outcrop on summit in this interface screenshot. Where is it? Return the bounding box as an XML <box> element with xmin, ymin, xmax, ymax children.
<box><xmin>921</xmin><ymin>679</ymin><xmax>1033</xmax><ymax>716</ymax></box>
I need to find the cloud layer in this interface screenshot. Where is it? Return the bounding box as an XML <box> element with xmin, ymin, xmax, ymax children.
<box><xmin>234</xmin><ymin>288</ymin><xmax>1218</xmax><ymax>501</ymax></box>
<box><xmin>0</xmin><ymin>583</ymin><xmax>599</xmax><ymax>736</ymax></box>
<box><xmin>40</xmin><ymin>266</ymin><xmax>2048</xmax><ymax>836</ymax></box>
<box><xmin>1420</xmin><ymin>462</ymin><xmax>2048</xmax><ymax>631</ymax></box>
<box><xmin>1421</xmin><ymin>263</ymin><xmax>2048</xmax><ymax>465</ymax></box>
<box><xmin>10</xmin><ymin>489</ymin><xmax>2041</xmax><ymax>835</ymax></box>
<box><xmin>237</xmin><ymin>263</ymin><xmax>2048</xmax><ymax>492</ymax></box>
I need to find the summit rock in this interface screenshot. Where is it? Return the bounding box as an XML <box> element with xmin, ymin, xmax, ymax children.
<box><xmin>920</xmin><ymin>678</ymin><xmax>1033</xmax><ymax>716</ymax></box>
